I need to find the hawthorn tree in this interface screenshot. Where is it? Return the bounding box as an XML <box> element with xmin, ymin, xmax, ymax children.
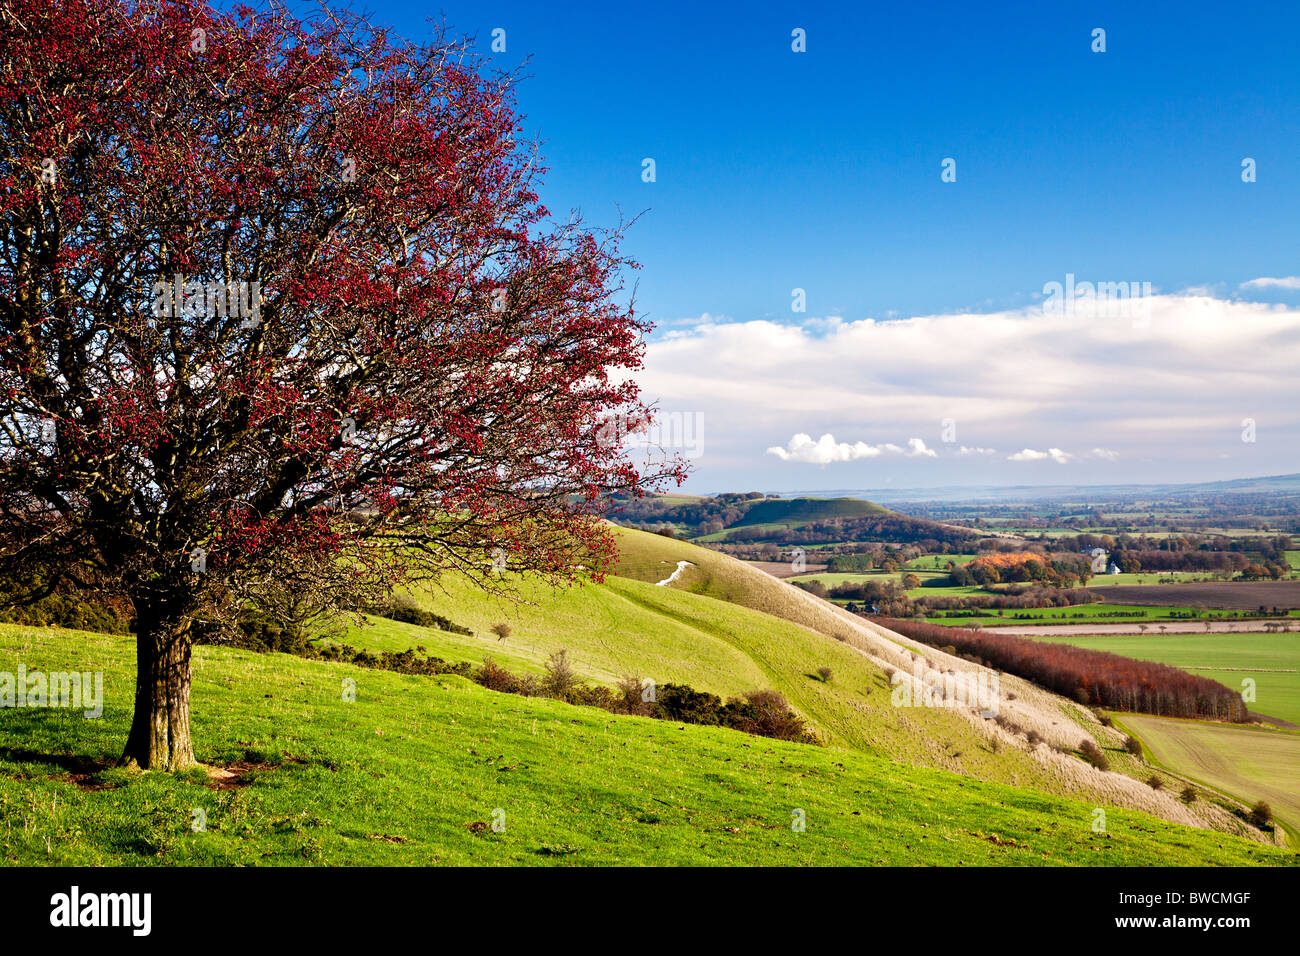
<box><xmin>0</xmin><ymin>0</ymin><xmax>681</xmax><ymax>769</ymax></box>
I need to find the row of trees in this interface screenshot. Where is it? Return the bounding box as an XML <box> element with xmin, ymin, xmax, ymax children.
<box><xmin>879</xmin><ymin>619</ymin><xmax>1248</xmax><ymax>721</ymax></box>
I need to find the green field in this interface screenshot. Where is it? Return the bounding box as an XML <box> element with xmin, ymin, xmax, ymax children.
<box><xmin>905</xmin><ymin>554</ymin><xmax>979</xmax><ymax>570</ymax></box>
<box><xmin>1117</xmin><ymin>714</ymin><xmax>1300</xmax><ymax>835</ymax></box>
<box><xmin>0</xmin><ymin>623</ymin><xmax>1291</xmax><ymax>866</ymax></box>
<box><xmin>1030</xmin><ymin>633</ymin><xmax>1300</xmax><ymax>727</ymax></box>
<box><xmin>1084</xmin><ymin>572</ymin><xmax>1228</xmax><ymax>587</ymax></box>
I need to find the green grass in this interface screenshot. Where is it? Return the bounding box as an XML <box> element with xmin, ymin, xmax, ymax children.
<box><xmin>341</xmin><ymin>566</ymin><xmax>1043</xmax><ymax>779</ymax></box>
<box><xmin>906</xmin><ymin>554</ymin><xmax>979</xmax><ymax>570</ymax></box>
<box><xmin>1030</xmin><ymin>633</ymin><xmax>1300</xmax><ymax>726</ymax></box>
<box><xmin>0</xmin><ymin>623</ymin><xmax>1292</xmax><ymax>866</ymax></box>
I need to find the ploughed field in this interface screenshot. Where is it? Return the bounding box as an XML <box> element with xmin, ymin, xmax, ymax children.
<box><xmin>1083</xmin><ymin>581</ymin><xmax>1300</xmax><ymax>610</ymax></box>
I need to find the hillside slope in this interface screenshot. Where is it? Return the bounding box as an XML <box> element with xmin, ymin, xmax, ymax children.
<box><xmin>0</xmin><ymin>623</ymin><xmax>1289</xmax><ymax>866</ymax></box>
<box><xmin>333</xmin><ymin>528</ymin><xmax>1272</xmax><ymax>841</ymax></box>
<box><xmin>609</xmin><ymin>528</ymin><xmax>1278</xmax><ymax>839</ymax></box>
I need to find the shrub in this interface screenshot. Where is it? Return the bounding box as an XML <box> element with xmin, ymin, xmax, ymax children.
<box><xmin>654</xmin><ymin>683</ymin><xmax>726</xmax><ymax>726</ymax></box>
<box><xmin>726</xmin><ymin>689</ymin><xmax>814</xmax><ymax>743</ymax></box>
<box><xmin>616</xmin><ymin>674</ymin><xmax>651</xmax><ymax>716</ymax></box>
<box><xmin>490</xmin><ymin>622</ymin><xmax>512</xmax><ymax>641</ymax></box>
<box><xmin>1079</xmin><ymin>738</ymin><xmax>1110</xmax><ymax>771</ymax></box>
<box><xmin>816</xmin><ymin>666</ymin><xmax>833</xmax><ymax>682</ymax></box>
<box><xmin>476</xmin><ymin>657</ymin><xmax>524</xmax><ymax>694</ymax></box>
<box><xmin>1146</xmin><ymin>775</ymin><xmax>1163</xmax><ymax>790</ymax></box>
<box><xmin>1248</xmin><ymin>801</ymin><xmax>1273</xmax><ymax>829</ymax></box>
<box><xmin>1180</xmin><ymin>786</ymin><xmax>1197</xmax><ymax>805</ymax></box>
<box><xmin>543</xmin><ymin>649</ymin><xmax>578</xmax><ymax>699</ymax></box>
<box><xmin>1123</xmin><ymin>735</ymin><xmax>1144</xmax><ymax>758</ymax></box>
<box><xmin>370</xmin><ymin>594</ymin><xmax>473</xmax><ymax>635</ymax></box>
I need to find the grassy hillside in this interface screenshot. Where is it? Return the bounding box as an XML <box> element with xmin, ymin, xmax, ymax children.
<box><xmin>0</xmin><ymin>623</ymin><xmax>1291</xmax><ymax>866</ymax></box>
<box><xmin>308</xmin><ymin>528</ymin><xmax>1273</xmax><ymax>840</ymax></box>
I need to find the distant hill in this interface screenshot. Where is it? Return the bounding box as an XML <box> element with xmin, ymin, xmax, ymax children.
<box><xmin>794</xmin><ymin>473</ymin><xmax>1300</xmax><ymax>505</ymax></box>
<box><xmin>729</xmin><ymin>496</ymin><xmax>891</xmax><ymax>528</ymax></box>
<box><xmin>605</xmin><ymin>492</ymin><xmax>971</xmax><ymax>546</ymax></box>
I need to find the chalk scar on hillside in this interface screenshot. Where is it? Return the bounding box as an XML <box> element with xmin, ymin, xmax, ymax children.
<box><xmin>655</xmin><ymin>561</ymin><xmax>695</xmax><ymax>586</ymax></box>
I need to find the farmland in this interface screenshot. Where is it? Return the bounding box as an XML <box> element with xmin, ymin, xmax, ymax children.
<box><xmin>1116</xmin><ymin>714</ymin><xmax>1300</xmax><ymax>836</ymax></box>
<box><xmin>1084</xmin><ymin>582</ymin><xmax>1300</xmax><ymax>610</ymax></box>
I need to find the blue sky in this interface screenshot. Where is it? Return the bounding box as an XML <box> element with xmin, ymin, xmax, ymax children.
<box><xmin>298</xmin><ymin>1</ymin><xmax>1300</xmax><ymax>492</ymax></box>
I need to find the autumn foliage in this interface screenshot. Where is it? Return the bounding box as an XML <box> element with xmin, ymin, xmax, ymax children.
<box><xmin>879</xmin><ymin>618</ymin><xmax>1247</xmax><ymax>721</ymax></box>
<box><xmin>0</xmin><ymin>0</ymin><xmax>681</xmax><ymax>767</ymax></box>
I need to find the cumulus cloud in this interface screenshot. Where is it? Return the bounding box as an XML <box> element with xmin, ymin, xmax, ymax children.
<box><xmin>766</xmin><ymin>433</ymin><xmax>937</xmax><ymax>464</ymax></box>
<box><xmin>1240</xmin><ymin>276</ymin><xmax>1300</xmax><ymax>291</ymax></box>
<box><xmin>1008</xmin><ymin>448</ymin><xmax>1072</xmax><ymax>464</ymax></box>
<box><xmin>958</xmin><ymin>446</ymin><xmax>997</xmax><ymax>456</ymax></box>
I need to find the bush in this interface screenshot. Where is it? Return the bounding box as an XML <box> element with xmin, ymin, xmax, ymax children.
<box><xmin>476</xmin><ymin>657</ymin><xmax>524</xmax><ymax>694</ymax></box>
<box><xmin>816</xmin><ymin>666</ymin><xmax>833</xmax><ymax>682</ymax></box>
<box><xmin>1123</xmin><ymin>735</ymin><xmax>1143</xmax><ymax>758</ymax></box>
<box><xmin>654</xmin><ymin>683</ymin><xmax>726</xmax><ymax>726</ymax></box>
<box><xmin>543</xmin><ymin>649</ymin><xmax>578</xmax><ymax>699</ymax></box>
<box><xmin>1248</xmin><ymin>801</ymin><xmax>1273</xmax><ymax>829</ymax></box>
<box><xmin>490</xmin><ymin>622</ymin><xmax>512</xmax><ymax>641</ymax></box>
<box><xmin>1079</xmin><ymin>738</ymin><xmax>1110</xmax><ymax>771</ymax></box>
<box><xmin>616</xmin><ymin>674</ymin><xmax>651</xmax><ymax>716</ymax></box>
<box><xmin>725</xmin><ymin>690</ymin><xmax>814</xmax><ymax>743</ymax></box>
<box><xmin>1180</xmin><ymin>786</ymin><xmax>1197</xmax><ymax>805</ymax></box>
<box><xmin>1146</xmin><ymin>775</ymin><xmax>1163</xmax><ymax>790</ymax></box>
<box><xmin>0</xmin><ymin>573</ymin><xmax>133</xmax><ymax>634</ymax></box>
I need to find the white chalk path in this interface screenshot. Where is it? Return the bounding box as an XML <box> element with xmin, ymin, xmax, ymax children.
<box><xmin>655</xmin><ymin>561</ymin><xmax>695</xmax><ymax>586</ymax></box>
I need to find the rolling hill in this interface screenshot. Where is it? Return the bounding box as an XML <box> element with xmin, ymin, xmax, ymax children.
<box><xmin>318</xmin><ymin>527</ymin><xmax>1277</xmax><ymax>843</ymax></box>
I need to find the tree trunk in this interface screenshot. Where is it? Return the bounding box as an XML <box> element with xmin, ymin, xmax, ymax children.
<box><xmin>122</xmin><ymin>606</ymin><xmax>196</xmax><ymax>770</ymax></box>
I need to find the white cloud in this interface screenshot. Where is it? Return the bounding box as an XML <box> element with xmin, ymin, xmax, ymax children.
<box><xmin>1240</xmin><ymin>276</ymin><xmax>1300</xmax><ymax>291</ymax></box>
<box><xmin>1008</xmin><ymin>448</ymin><xmax>1072</xmax><ymax>464</ymax></box>
<box><xmin>638</xmin><ymin>292</ymin><xmax>1300</xmax><ymax>485</ymax></box>
<box><xmin>766</xmin><ymin>433</ymin><xmax>937</xmax><ymax>464</ymax></box>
